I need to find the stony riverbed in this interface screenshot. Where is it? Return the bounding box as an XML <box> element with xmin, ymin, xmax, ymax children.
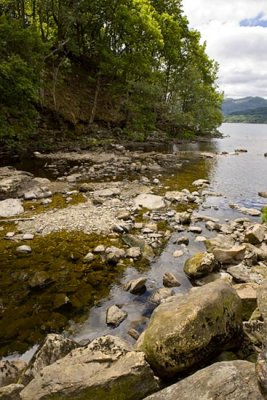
<box><xmin>1</xmin><ymin>139</ymin><xmax>267</xmax><ymax>399</ymax></box>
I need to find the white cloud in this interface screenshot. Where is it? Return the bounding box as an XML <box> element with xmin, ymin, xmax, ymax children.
<box><xmin>182</xmin><ymin>0</ymin><xmax>267</xmax><ymax>98</ymax></box>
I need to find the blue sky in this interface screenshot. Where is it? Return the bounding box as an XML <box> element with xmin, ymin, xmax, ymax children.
<box><xmin>183</xmin><ymin>0</ymin><xmax>267</xmax><ymax>98</ymax></box>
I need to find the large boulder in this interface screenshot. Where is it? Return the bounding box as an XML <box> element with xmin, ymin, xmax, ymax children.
<box><xmin>20</xmin><ymin>335</ymin><xmax>159</xmax><ymax>400</ymax></box>
<box><xmin>212</xmin><ymin>245</ymin><xmax>246</xmax><ymax>265</ymax></box>
<box><xmin>184</xmin><ymin>252</ymin><xmax>217</xmax><ymax>278</ymax></box>
<box><xmin>0</xmin><ymin>360</ymin><xmax>27</xmax><ymax>387</ymax></box>
<box><xmin>22</xmin><ymin>334</ymin><xmax>78</xmax><ymax>384</ymax></box>
<box><xmin>0</xmin><ymin>167</ymin><xmax>33</xmax><ymax>200</ymax></box>
<box><xmin>138</xmin><ymin>281</ymin><xmax>243</xmax><ymax>378</ymax></box>
<box><xmin>143</xmin><ymin>361</ymin><xmax>264</xmax><ymax>400</ymax></box>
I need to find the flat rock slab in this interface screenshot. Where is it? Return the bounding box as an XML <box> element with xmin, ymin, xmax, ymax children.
<box><xmin>143</xmin><ymin>361</ymin><xmax>264</xmax><ymax>400</ymax></box>
<box><xmin>0</xmin><ymin>198</ymin><xmax>24</xmax><ymax>218</ymax></box>
<box><xmin>133</xmin><ymin>194</ymin><xmax>165</xmax><ymax>210</ymax></box>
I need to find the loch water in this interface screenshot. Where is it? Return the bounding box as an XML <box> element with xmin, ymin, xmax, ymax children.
<box><xmin>2</xmin><ymin>122</ymin><xmax>267</xmax><ymax>359</ymax></box>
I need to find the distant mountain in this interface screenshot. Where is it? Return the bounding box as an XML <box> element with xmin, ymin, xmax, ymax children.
<box><xmin>222</xmin><ymin>97</ymin><xmax>267</xmax><ymax>123</ymax></box>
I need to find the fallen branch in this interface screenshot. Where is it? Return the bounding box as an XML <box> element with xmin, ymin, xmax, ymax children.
<box><xmin>0</xmin><ymin>217</ymin><xmax>35</xmax><ymax>222</ymax></box>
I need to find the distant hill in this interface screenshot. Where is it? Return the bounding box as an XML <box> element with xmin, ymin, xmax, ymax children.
<box><xmin>222</xmin><ymin>97</ymin><xmax>267</xmax><ymax>123</ymax></box>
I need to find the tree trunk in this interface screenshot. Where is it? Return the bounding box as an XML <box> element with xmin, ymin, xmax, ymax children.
<box><xmin>89</xmin><ymin>74</ymin><xmax>101</xmax><ymax>124</ymax></box>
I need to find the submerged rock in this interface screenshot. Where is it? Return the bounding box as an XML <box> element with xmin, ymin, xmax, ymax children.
<box><xmin>20</xmin><ymin>336</ymin><xmax>160</xmax><ymax>400</ymax></box>
<box><xmin>138</xmin><ymin>281</ymin><xmax>243</xmax><ymax>378</ymax></box>
<box><xmin>143</xmin><ymin>361</ymin><xmax>264</xmax><ymax>400</ymax></box>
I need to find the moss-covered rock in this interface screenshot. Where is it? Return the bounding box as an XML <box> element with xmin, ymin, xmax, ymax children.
<box><xmin>184</xmin><ymin>252</ymin><xmax>217</xmax><ymax>278</ymax></box>
<box><xmin>138</xmin><ymin>281</ymin><xmax>243</xmax><ymax>379</ymax></box>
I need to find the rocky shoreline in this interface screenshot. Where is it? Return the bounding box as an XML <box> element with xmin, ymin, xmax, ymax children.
<box><xmin>1</xmin><ymin>146</ymin><xmax>267</xmax><ymax>399</ymax></box>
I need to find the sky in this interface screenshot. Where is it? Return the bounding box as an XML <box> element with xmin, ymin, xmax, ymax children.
<box><xmin>182</xmin><ymin>0</ymin><xmax>267</xmax><ymax>98</ymax></box>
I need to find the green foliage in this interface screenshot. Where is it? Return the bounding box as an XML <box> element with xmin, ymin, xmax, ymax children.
<box><xmin>0</xmin><ymin>15</ymin><xmax>46</xmax><ymax>150</ymax></box>
<box><xmin>1</xmin><ymin>0</ymin><xmax>223</xmax><ymax>150</ymax></box>
<box><xmin>262</xmin><ymin>207</ymin><xmax>267</xmax><ymax>223</ymax></box>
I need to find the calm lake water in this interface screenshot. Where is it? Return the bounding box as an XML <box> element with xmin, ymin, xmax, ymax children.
<box><xmin>3</xmin><ymin>122</ymin><xmax>267</xmax><ymax>359</ymax></box>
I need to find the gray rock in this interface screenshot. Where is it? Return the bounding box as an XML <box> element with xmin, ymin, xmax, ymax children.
<box><xmin>212</xmin><ymin>245</ymin><xmax>246</xmax><ymax>265</ymax></box>
<box><xmin>126</xmin><ymin>247</ymin><xmax>141</xmax><ymax>258</ymax></box>
<box><xmin>227</xmin><ymin>263</ymin><xmax>264</xmax><ymax>284</ymax></box>
<box><xmin>192</xmin><ymin>179</ymin><xmax>210</xmax><ymax>186</ymax></box>
<box><xmin>245</xmin><ymin>224</ymin><xmax>265</xmax><ymax>245</ymax></box>
<box><xmin>16</xmin><ymin>245</ymin><xmax>32</xmax><ymax>254</ymax></box>
<box><xmin>149</xmin><ymin>288</ymin><xmax>174</xmax><ymax>305</ymax></box>
<box><xmin>0</xmin><ymin>383</ymin><xmax>25</xmax><ymax>399</ymax></box>
<box><xmin>175</xmin><ymin>236</ymin><xmax>189</xmax><ymax>245</ymax></box>
<box><xmin>23</xmin><ymin>191</ymin><xmax>37</xmax><ymax>200</ymax></box>
<box><xmin>256</xmin><ymin>349</ymin><xmax>267</xmax><ymax>396</ymax></box>
<box><xmin>184</xmin><ymin>252</ymin><xmax>217</xmax><ymax>278</ymax></box>
<box><xmin>163</xmin><ymin>272</ymin><xmax>181</xmax><ymax>288</ymax></box>
<box><xmin>20</xmin><ymin>336</ymin><xmax>159</xmax><ymax>400</ymax></box>
<box><xmin>0</xmin><ymin>167</ymin><xmax>33</xmax><ymax>200</ymax></box>
<box><xmin>138</xmin><ymin>281</ymin><xmax>243</xmax><ymax>378</ymax></box>
<box><xmin>0</xmin><ymin>199</ymin><xmax>24</xmax><ymax>218</ymax></box>
<box><xmin>94</xmin><ymin>188</ymin><xmax>121</xmax><ymax>197</ymax></box>
<box><xmin>133</xmin><ymin>194</ymin><xmax>165</xmax><ymax>210</ymax></box>
<box><xmin>22</xmin><ymin>233</ymin><xmax>34</xmax><ymax>240</ymax></box>
<box><xmin>230</xmin><ymin>204</ymin><xmax>261</xmax><ymax>217</ymax></box>
<box><xmin>125</xmin><ymin>277</ymin><xmax>147</xmax><ymax>294</ymax></box>
<box><xmin>106</xmin><ymin>305</ymin><xmax>127</xmax><ymax>327</ymax></box>
<box><xmin>83</xmin><ymin>252</ymin><xmax>95</xmax><ymax>263</ymax></box>
<box><xmin>22</xmin><ymin>334</ymin><xmax>78</xmax><ymax>384</ymax></box>
<box><xmin>0</xmin><ymin>360</ymin><xmax>27</xmax><ymax>388</ymax></box>
<box><xmin>188</xmin><ymin>226</ymin><xmax>202</xmax><ymax>234</ymax></box>
<box><xmin>172</xmin><ymin>250</ymin><xmax>184</xmax><ymax>258</ymax></box>
<box><xmin>143</xmin><ymin>361</ymin><xmax>264</xmax><ymax>400</ymax></box>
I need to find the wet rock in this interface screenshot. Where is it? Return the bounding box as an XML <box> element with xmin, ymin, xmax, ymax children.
<box><xmin>192</xmin><ymin>179</ymin><xmax>210</xmax><ymax>186</ymax></box>
<box><xmin>188</xmin><ymin>226</ymin><xmax>202</xmax><ymax>234</ymax></box>
<box><xmin>205</xmin><ymin>220</ymin><xmax>221</xmax><ymax>231</ymax></box>
<box><xmin>256</xmin><ymin>349</ymin><xmax>267</xmax><ymax>396</ymax></box>
<box><xmin>83</xmin><ymin>252</ymin><xmax>94</xmax><ymax>263</ymax></box>
<box><xmin>164</xmin><ymin>191</ymin><xmax>190</xmax><ymax>204</ymax></box>
<box><xmin>16</xmin><ymin>245</ymin><xmax>32</xmax><ymax>254</ymax></box>
<box><xmin>20</xmin><ymin>336</ymin><xmax>159</xmax><ymax>400</ymax></box>
<box><xmin>212</xmin><ymin>245</ymin><xmax>246</xmax><ymax>265</ymax></box>
<box><xmin>22</xmin><ymin>334</ymin><xmax>78</xmax><ymax>384</ymax></box>
<box><xmin>122</xmin><ymin>234</ymin><xmax>154</xmax><ymax>260</ymax></box>
<box><xmin>138</xmin><ymin>281</ymin><xmax>243</xmax><ymax>378</ymax></box>
<box><xmin>0</xmin><ymin>199</ymin><xmax>24</xmax><ymax>218</ymax></box>
<box><xmin>125</xmin><ymin>277</ymin><xmax>147</xmax><ymax>294</ymax></box>
<box><xmin>172</xmin><ymin>250</ymin><xmax>184</xmax><ymax>258</ymax></box>
<box><xmin>133</xmin><ymin>194</ymin><xmax>165</xmax><ymax>210</ymax></box>
<box><xmin>93</xmin><ymin>245</ymin><xmax>105</xmax><ymax>253</ymax></box>
<box><xmin>29</xmin><ymin>271</ymin><xmax>53</xmax><ymax>289</ymax></box>
<box><xmin>22</xmin><ymin>233</ymin><xmax>34</xmax><ymax>240</ymax></box>
<box><xmin>175</xmin><ymin>212</ymin><xmax>191</xmax><ymax>225</ymax></box>
<box><xmin>143</xmin><ymin>361</ymin><xmax>264</xmax><ymax>400</ymax></box>
<box><xmin>259</xmin><ymin>192</ymin><xmax>267</xmax><ymax>198</ymax></box>
<box><xmin>0</xmin><ymin>383</ymin><xmax>25</xmax><ymax>399</ymax></box>
<box><xmin>126</xmin><ymin>247</ymin><xmax>141</xmax><ymax>259</ymax></box>
<box><xmin>184</xmin><ymin>252</ymin><xmax>217</xmax><ymax>278</ymax></box>
<box><xmin>233</xmin><ymin>283</ymin><xmax>258</xmax><ymax>320</ymax></box>
<box><xmin>195</xmin><ymin>235</ymin><xmax>206</xmax><ymax>242</ymax></box>
<box><xmin>106</xmin><ymin>305</ymin><xmax>127</xmax><ymax>327</ymax></box>
<box><xmin>174</xmin><ymin>236</ymin><xmax>189</xmax><ymax>245</ymax></box>
<box><xmin>230</xmin><ymin>204</ymin><xmax>261</xmax><ymax>217</ymax></box>
<box><xmin>245</xmin><ymin>224</ymin><xmax>265</xmax><ymax>245</ymax></box>
<box><xmin>149</xmin><ymin>288</ymin><xmax>174</xmax><ymax>305</ymax></box>
<box><xmin>0</xmin><ymin>360</ymin><xmax>27</xmax><ymax>387</ymax></box>
<box><xmin>163</xmin><ymin>272</ymin><xmax>181</xmax><ymax>288</ymax></box>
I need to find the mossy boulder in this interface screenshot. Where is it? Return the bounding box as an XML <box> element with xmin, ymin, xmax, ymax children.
<box><xmin>138</xmin><ymin>281</ymin><xmax>243</xmax><ymax>379</ymax></box>
<box><xmin>184</xmin><ymin>252</ymin><xmax>217</xmax><ymax>278</ymax></box>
